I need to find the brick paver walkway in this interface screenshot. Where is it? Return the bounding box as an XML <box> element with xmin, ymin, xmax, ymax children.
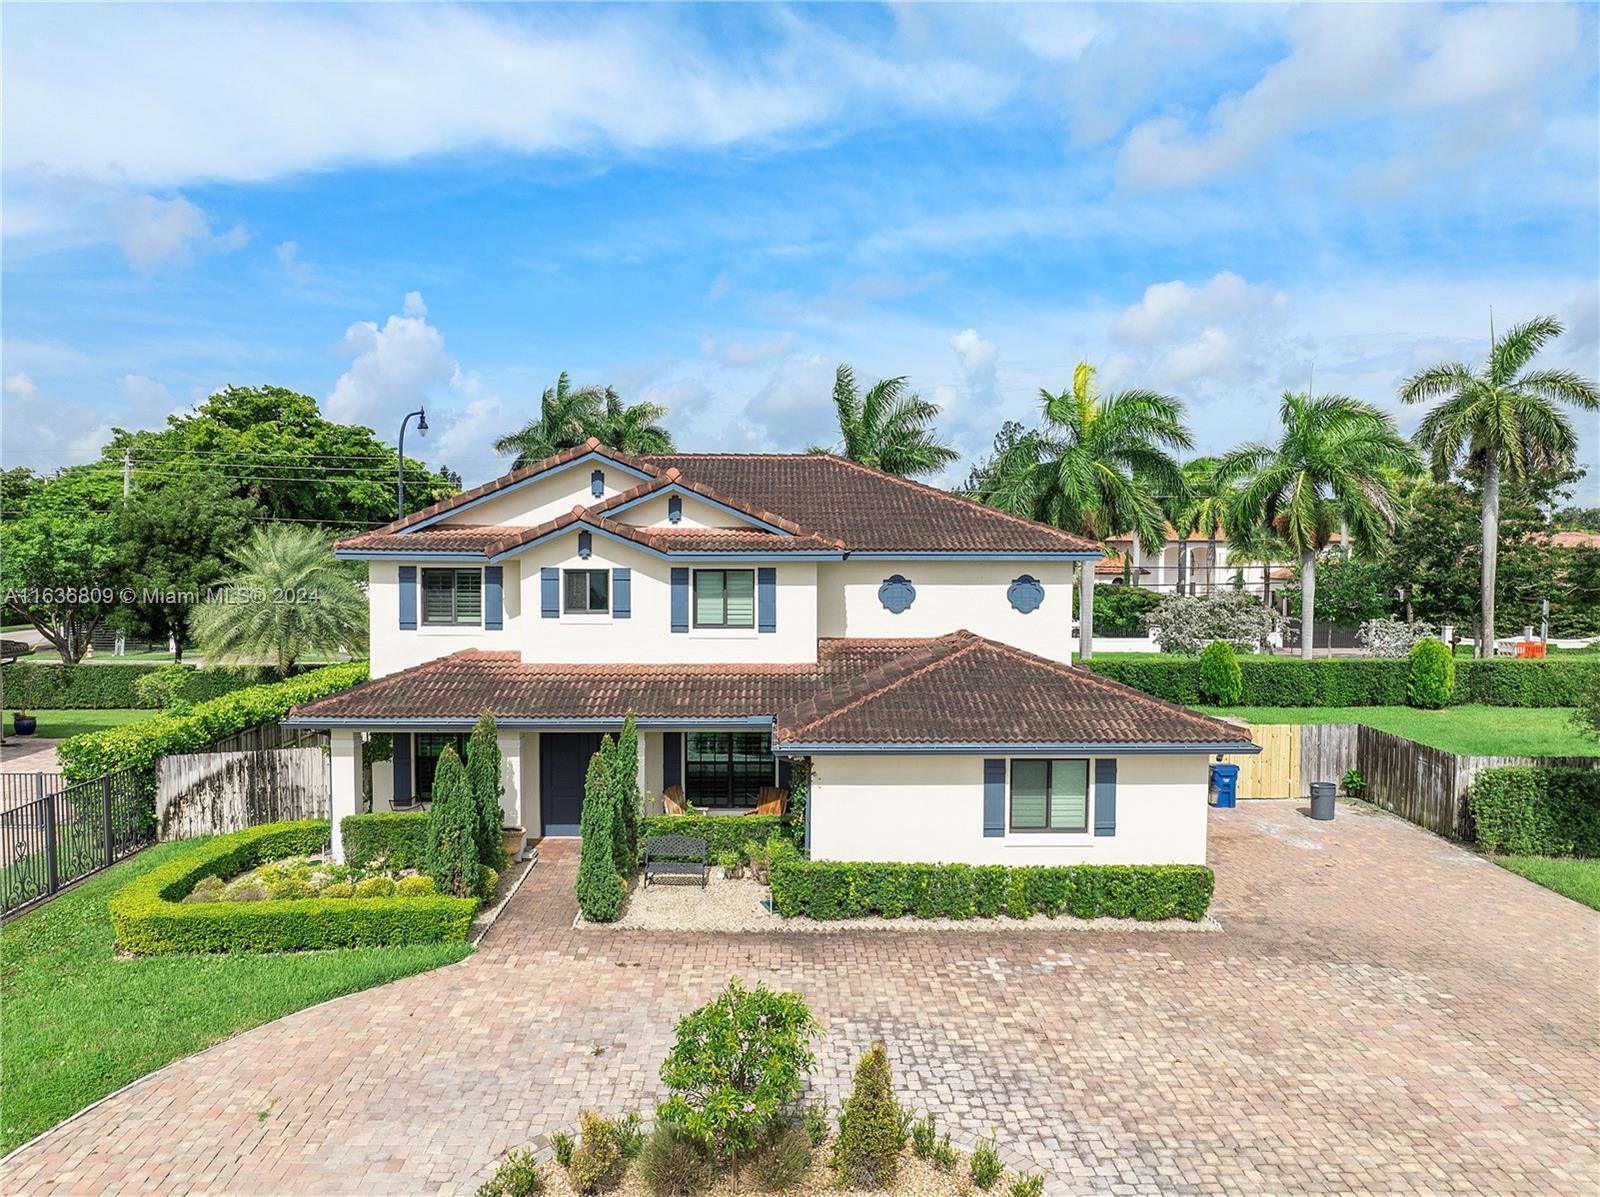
<box><xmin>3</xmin><ymin>800</ymin><xmax>1596</xmax><ymax>1195</ymax></box>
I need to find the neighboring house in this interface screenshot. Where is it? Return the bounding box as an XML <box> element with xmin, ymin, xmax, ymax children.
<box><xmin>286</xmin><ymin>440</ymin><xmax>1255</xmax><ymax>867</ymax></box>
<box><xmin>1097</xmin><ymin>525</ymin><xmax>1272</xmax><ymax>595</ymax></box>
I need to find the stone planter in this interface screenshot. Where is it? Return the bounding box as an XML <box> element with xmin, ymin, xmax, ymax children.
<box><xmin>502</xmin><ymin>827</ymin><xmax>527</xmax><ymax>862</ymax></box>
<box><xmin>12</xmin><ymin>715</ymin><xmax>36</xmax><ymax>736</ymax></box>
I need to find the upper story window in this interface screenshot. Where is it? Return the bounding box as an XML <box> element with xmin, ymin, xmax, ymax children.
<box><xmin>694</xmin><ymin>569</ymin><xmax>755</xmax><ymax>628</ymax></box>
<box><xmin>421</xmin><ymin>568</ymin><xmax>482</xmax><ymax>626</ymax></box>
<box><xmin>1010</xmin><ymin>759</ymin><xmax>1089</xmax><ymax>833</ymax></box>
<box><xmin>564</xmin><ymin>569</ymin><xmax>610</xmax><ymax>615</ymax></box>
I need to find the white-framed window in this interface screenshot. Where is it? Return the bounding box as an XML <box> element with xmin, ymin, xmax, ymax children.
<box><xmin>693</xmin><ymin>568</ymin><xmax>755</xmax><ymax>628</ymax></box>
<box><xmin>564</xmin><ymin>568</ymin><xmax>610</xmax><ymax>615</ymax></box>
<box><xmin>421</xmin><ymin>568</ymin><xmax>483</xmax><ymax>626</ymax></box>
<box><xmin>1010</xmin><ymin>759</ymin><xmax>1089</xmax><ymax>833</ymax></box>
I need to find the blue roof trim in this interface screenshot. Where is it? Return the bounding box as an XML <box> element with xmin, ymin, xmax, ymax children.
<box><xmin>845</xmin><ymin>551</ymin><xmax>1104</xmax><ymax>561</ymax></box>
<box><xmin>773</xmin><ymin>740</ymin><xmax>1260</xmax><ymax>756</ymax></box>
<box><xmin>283</xmin><ymin>715</ymin><xmax>775</xmax><ymax>732</ymax></box>
<box><xmin>335</xmin><ymin>524</ymin><xmax>846</xmax><ymax>563</ymax></box>
<box><xmin>402</xmin><ymin>450</ymin><xmax>654</xmax><ymax>532</ymax></box>
<box><xmin>600</xmin><ymin>481</ymin><xmax>796</xmax><ymax>536</ymax></box>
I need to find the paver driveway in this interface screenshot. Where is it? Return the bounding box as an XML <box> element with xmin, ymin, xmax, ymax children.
<box><xmin>3</xmin><ymin>800</ymin><xmax>1596</xmax><ymax>1196</ymax></box>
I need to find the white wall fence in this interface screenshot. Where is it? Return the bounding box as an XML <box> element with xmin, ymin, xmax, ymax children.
<box><xmin>156</xmin><ymin>747</ymin><xmax>330</xmax><ymax>841</ymax></box>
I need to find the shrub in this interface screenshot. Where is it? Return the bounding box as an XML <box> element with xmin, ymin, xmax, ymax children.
<box><xmin>717</xmin><ymin>850</ymin><xmax>741</xmax><ymax>877</ymax></box>
<box><xmin>264</xmin><ymin>874</ymin><xmax>315</xmax><ymax>900</ymax></box>
<box><xmin>1093</xmin><ymin>584</ymin><xmax>1162</xmax><ymax>636</ymax></box>
<box><xmin>800</xmin><ymin>1104</ymin><xmax>829</xmax><ymax>1148</ymax></box>
<box><xmin>970</xmin><ymin>1135</ymin><xmax>1003</xmax><ymax>1190</ymax></box>
<box><xmin>1010</xmin><ymin>1173</ymin><xmax>1045</xmax><ymax>1197</ymax></box>
<box><xmin>750</xmin><ymin>1124</ymin><xmax>812</xmax><ymax>1192</ymax></box>
<box><xmin>770</xmin><ymin>860</ymin><xmax>1213</xmax><ymax>922</ymax></box>
<box><xmin>1358</xmin><ymin>618</ymin><xmax>1438</xmax><ymax>658</ymax></box>
<box><xmin>184</xmin><ymin>875</ymin><xmax>225</xmax><ymax>902</ymax></box>
<box><xmin>133</xmin><ymin>664</ymin><xmax>193</xmax><ymax>710</ymax></box>
<box><xmin>637</xmin><ymin>1125</ymin><xmax>711</xmax><ymax>1197</ymax></box>
<box><xmin>1468</xmin><ymin>766</ymin><xmax>1600</xmax><ymax>857</ymax></box>
<box><xmin>321</xmin><ymin>881</ymin><xmax>354</xmax><ymax>899</ymax></box>
<box><xmin>1454</xmin><ymin>659</ymin><xmax>1598</xmax><ymax>707</ymax></box>
<box><xmin>1198</xmin><ymin>640</ymin><xmax>1242</xmax><ymax>704</ymax></box>
<box><xmin>832</xmin><ymin>1041</ymin><xmax>902</xmax><ymax>1188</ymax></box>
<box><xmin>477</xmin><ymin>1149</ymin><xmax>544</xmax><ymax>1197</ymax></box>
<box><xmin>1341</xmin><ymin>769</ymin><xmax>1367</xmax><ymax>800</ymax></box>
<box><xmin>614</xmin><ymin>1113</ymin><xmax>645</xmax><ymax>1161</ymax></box>
<box><xmin>1407</xmin><ymin>638</ymin><xmax>1455</xmax><ymax>709</ymax></box>
<box><xmin>0</xmin><ymin>661</ymin><xmax>275</xmax><ymax>710</ymax></box>
<box><xmin>639</xmin><ymin>815</ymin><xmax>787</xmax><ymax>862</ymax></box>
<box><xmin>613</xmin><ymin>714</ymin><xmax>641</xmax><ymax>874</ymax></box>
<box><xmin>910</xmin><ymin>1112</ymin><xmax>937</xmax><ymax>1159</ymax></box>
<box><xmin>569</xmin><ymin>1111</ymin><xmax>627</xmax><ymax>1195</ymax></box>
<box><xmin>576</xmin><ymin>739</ymin><xmax>622</xmax><ymax>922</ymax></box>
<box><xmin>552</xmin><ymin>1133</ymin><xmax>576</xmax><ymax>1169</ymax></box>
<box><xmin>1574</xmin><ymin>667</ymin><xmax>1600</xmax><ymax>744</ymax></box>
<box><xmin>426</xmin><ymin>749</ymin><xmax>485</xmax><ymax>899</ymax></box>
<box><xmin>341</xmin><ymin>812</ymin><xmax>428</xmax><ymax>869</ymax></box>
<box><xmin>353</xmin><ymin>876</ymin><xmax>396</xmax><ymax>898</ymax></box>
<box><xmin>481</xmin><ymin>866</ymin><xmax>500</xmax><ymax>897</ymax></box>
<box><xmin>1147</xmin><ymin>592</ymin><xmax>1284</xmax><ymax>655</ymax></box>
<box><xmin>394</xmin><ymin>875</ymin><xmax>434</xmax><ymax>897</ymax></box>
<box><xmin>658</xmin><ymin>978</ymin><xmax>819</xmax><ymax>1180</ymax></box>
<box><xmin>466</xmin><ymin>710</ymin><xmax>508</xmax><ymax>869</ymax></box>
<box><xmin>107</xmin><ymin>820</ymin><xmax>475</xmax><ymax>954</ymax></box>
<box><xmin>931</xmin><ymin>1135</ymin><xmax>959</xmax><ymax>1173</ymax></box>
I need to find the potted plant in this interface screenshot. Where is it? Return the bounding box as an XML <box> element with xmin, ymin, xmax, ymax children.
<box><xmin>745</xmin><ymin>842</ymin><xmax>769</xmax><ymax>884</ymax></box>
<box><xmin>11</xmin><ymin>710</ymin><xmax>36</xmax><ymax>736</ymax></box>
<box><xmin>717</xmin><ymin>849</ymin><xmax>743</xmax><ymax>879</ymax></box>
<box><xmin>501</xmin><ymin>825</ymin><xmax>526</xmax><ymax>863</ymax></box>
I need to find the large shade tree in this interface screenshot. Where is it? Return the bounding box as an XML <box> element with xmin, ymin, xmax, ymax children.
<box><xmin>1222</xmin><ymin>392</ymin><xmax>1414</xmax><ymax>660</ymax></box>
<box><xmin>1400</xmin><ymin>315</ymin><xmax>1599</xmax><ymax>657</ymax></box>
<box><xmin>815</xmin><ymin>364</ymin><xmax>959</xmax><ymax>478</ymax></box>
<box><xmin>190</xmin><ymin>524</ymin><xmax>368</xmax><ymax>676</ymax></box>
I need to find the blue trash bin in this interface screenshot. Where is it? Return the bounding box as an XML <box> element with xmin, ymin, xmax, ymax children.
<box><xmin>1209</xmin><ymin>763</ymin><xmax>1239</xmax><ymax>808</ymax></box>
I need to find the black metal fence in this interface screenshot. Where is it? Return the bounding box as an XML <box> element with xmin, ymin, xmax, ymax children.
<box><xmin>1</xmin><ymin>769</ymin><xmax>149</xmax><ymax>917</ymax></box>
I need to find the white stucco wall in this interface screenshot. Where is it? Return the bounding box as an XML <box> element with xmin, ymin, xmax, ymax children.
<box><xmin>368</xmin><ymin>559</ymin><xmax>525</xmax><ymax>677</ymax></box>
<box><xmin>816</xmin><ymin>560</ymin><xmax>1076</xmax><ymax>662</ymax></box>
<box><xmin>806</xmin><ymin>753</ymin><xmax>1210</xmax><ymax>866</ymax></box>
<box><xmin>437</xmin><ymin>462</ymin><xmax>645</xmax><ymax>528</ymax></box>
<box><xmin>611</xmin><ymin>493</ymin><xmax>736</xmax><ymax>529</ymax></box>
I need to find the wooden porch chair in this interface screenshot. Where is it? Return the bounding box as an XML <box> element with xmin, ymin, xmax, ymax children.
<box><xmin>753</xmin><ymin>787</ymin><xmax>789</xmax><ymax>817</ymax></box>
<box><xmin>662</xmin><ymin>785</ymin><xmax>687</xmax><ymax>815</ymax></box>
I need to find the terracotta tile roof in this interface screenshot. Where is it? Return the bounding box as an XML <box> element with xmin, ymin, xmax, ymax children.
<box><xmin>288</xmin><ymin>633</ymin><xmax>1250</xmax><ymax>749</ymax></box>
<box><xmin>1095</xmin><ymin>552</ymin><xmax>1148</xmax><ymax>576</ymax></box>
<box><xmin>588</xmin><ymin>469</ymin><xmax>836</xmax><ymax>542</ymax></box>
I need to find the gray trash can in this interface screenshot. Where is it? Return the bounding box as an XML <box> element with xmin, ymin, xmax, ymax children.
<box><xmin>1309</xmin><ymin>781</ymin><xmax>1336</xmax><ymax>821</ymax></box>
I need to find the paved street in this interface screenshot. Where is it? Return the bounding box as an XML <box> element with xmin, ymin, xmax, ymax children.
<box><xmin>3</xmin><ymin>800</ymin><xmax>1596</xmax><ymax>1196</ymax></box>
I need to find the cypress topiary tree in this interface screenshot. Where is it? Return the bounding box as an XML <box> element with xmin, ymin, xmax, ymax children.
<box><xmin>612</xmin><ymin>714</ymin><xmax>641</xmax><ymax>874</ymax></box>
<box><xmin>1407</xmin><ymin>637</ymin><xmax>1455</xmax><ymax>709</ymax></box>
<box><xmin>1198</xmin><ymin>640</ymin><xmax>1243</xmax><ymax>705</ymax></box>
<box><xmin>425</xmin><ymin>748</ymin><xmax>482</xmax><ymax>899</ymax></box>
<box><xmin>465</xmin><ymin>709</ymin><xmax>508</xmax><ymax>868</ymax></box>
<box><xmin>575</xmin><ymin>737</ymin><xmax>622</xmax><ymax>922</ymax></box>
<box><xmin>832</xmin><ymin>1041</ymin><xmax>903</xmax><ymax>1188</ymax></box>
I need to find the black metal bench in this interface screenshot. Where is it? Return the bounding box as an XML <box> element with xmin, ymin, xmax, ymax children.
<box><xmin>643</xmin><ymin>834</ymin><xmax>708</xmax><ymax>888</ymax></box>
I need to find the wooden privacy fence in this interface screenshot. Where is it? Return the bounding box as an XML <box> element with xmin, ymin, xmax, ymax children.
<box><xmin>1217</xmin><ymin>721</ymin><xmax>1600</xmax><ymax>840</ymax></box>
<box><xmin>156</xmin><ymin>746</ymin><xmax>329</xmax><ymax>840</ymax></box>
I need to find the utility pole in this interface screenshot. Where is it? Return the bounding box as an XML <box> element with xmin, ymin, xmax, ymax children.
<box><xmin>122</xmin><ymin>449</ymin><xmax>132</xmax><ymax>500</ymax></box>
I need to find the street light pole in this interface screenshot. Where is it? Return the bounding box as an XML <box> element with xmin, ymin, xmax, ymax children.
<box><xmin>397</xmin><ymin>407</ymin><xmax>428</xmax><ymax>518</ymax></box>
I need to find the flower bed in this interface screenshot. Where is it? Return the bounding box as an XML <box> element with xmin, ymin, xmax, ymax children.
<box><xmin>108</xmin><ymin>820</ymin><xmax>476</xmax><ymax>955</ymax></box>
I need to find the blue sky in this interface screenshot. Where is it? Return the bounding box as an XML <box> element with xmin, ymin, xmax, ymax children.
<box><xmin>4</xmin><ymin>2</ymin><xmax>1598</xmax><ymax>495</ymax></box>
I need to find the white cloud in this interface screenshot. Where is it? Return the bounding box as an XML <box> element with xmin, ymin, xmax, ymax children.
<box><xmin>275</xmin><ymin>240</ymin><xmax>311</xmax><ymax>283</ymax></box>
<box><xmin>326</xmin><ymin>293</ymin><xmax>460</xmax><ymax>428</ymax></box>
<box><xmin>742</xmin><ymin>353</ymin><xmax>837</xmax><ymax>449</ymax></box>
<box><xmin>5</xmin><ymin>373</ymin><xmax>39</xmax><ymax>402</ymax></box>
<box><xmin>1115</xmin><ymin>272</ymin><xmax>1288</xmax><ymax>345</ymax></box>
<box><xmin>112</xmin><ymin>193</ymin><xmax>246</xmax><ymax>272</ymax></box>
<box><xmin>116</xmin><ymin>373</ymin><xmax>175</xmax><ymax>412</ymax></box>
<box><xmin>949</xmin><ymin>327</ymin><xmax>998</xmax><ymax>409</ymax></box>
<box><xmin>704</xmin><ymin>331</ymin><xmax>798</xmax><ymax>368</ymax></box>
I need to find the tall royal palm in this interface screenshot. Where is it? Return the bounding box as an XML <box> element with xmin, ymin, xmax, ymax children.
<box><xmin>977</xmin><ymin>362</ymin><xmax>1191</xmax><ymax>553</ymax></box>
<box><xmin>1400</xmin><ymin>315</ymin><xmax>1599</xmax><ymax>657</ymax></box>
<box><xmin>822</xmin><ymin>364</ymin><xmax>959</xmax><ymax>478</ymax></box>
<box><xmin>593</xmin><ymin>387</ymin><xmax>675</xmax><ymax>454</ymax></box>
<box><xmin>1223</xmin><ymin>392</ymin><xmax>1414</xmax><ymax>660</ymax></box>
<box><xmin>493</xmin><ymin>373</ymin><xmax>604</xmax><ymax>468</ymax></box>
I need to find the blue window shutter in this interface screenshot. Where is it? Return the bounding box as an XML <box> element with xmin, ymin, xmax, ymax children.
<box><xmin>983</xmin><ymin>759</ymin><xmax>1005</xmax><ymax>837</ymax></box>
<box><xmin>1094</xmin><ymin>758</ymin><xmax>1118</xmax><ymax>836</ymax></box>
<box><xmin>668</xmin><ymin>494</ymin><xmax>682</xmax><ymax>523</ymax></box>
<box><xmin>484</xmin><ymin>566</ymin><xmax>503</xmax><ymax>630</ymax></box>
<box><xmin>392</xmin><ymin>733</ymin><xmax>413</xmax><ymax>803</ymax></box>
<box><xmin>591</xmin><ymin>468</ymin><xmax>604</xmax><ymax>497</ymax></box>
<box><xmin>398</xmin><ymin>566</ymin><xmax>417</xmax><ymax>630</ymax></box>
<box><xmin>758</xmin><ymin>567</ymin><xmax>777</xmax><ymax>633</ymax></box>
<box><xmin>663</xmin><ymin>733</ymin><xmax>682</xmax><ymax>789</ymax></box>
<box><xmin>541</xmin><ymin>567</ymin><xmax>559</xmax><ymax>618</ymax></box>
<box><xmin>613</xmin><ymin>568</ymin><xmax>631</xmax><ymax>619</ymax></box>
<box><xmin>671</xmin><ymin>568</ymin><xmax>689</xmax><ymax>632</ymax></box>
<box><xmin>577</xmin><ymin>530</ymin><xmax>592</xmax><ymax>559</ymax></box>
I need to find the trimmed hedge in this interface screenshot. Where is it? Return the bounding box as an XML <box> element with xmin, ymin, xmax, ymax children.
<box><xmin>341</xmin><ymin>812</ymin><xmax>428</xmax><ymax>869</ymax></box>
<box><xmin>769</xmin><ymin>859</ymin><xmax>1214</xmax><ymax>922</ymax></box>
<box><xmin>1467</xmin><ymin>766</ymin><xmax>1600</xmax><ymax>858</ymax></box>
<box><xmin>57</xmin><ymin>661</ymin><xmax>368</xmax><ymax>783</ymax></box>
<box><xmin>639</xmin><ymin>814</ymin><xmax>788</xmax><ymax>861</ymax></box>
<box><xmin>1085</xmin><ymin>656</ymin><xmax>1599</xmax><ymax>709</ymax></box>
<box><xmin>108</xmin><ymin>820</ymin><xmax>476</xmax><ymax>955</ymax></box>
<box><xmin>1</xmin><ymin>661</ymin><xmax>278</xmax><ymax>710</ymax></box>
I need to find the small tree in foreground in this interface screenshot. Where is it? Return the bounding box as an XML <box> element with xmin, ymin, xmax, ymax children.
<box><xmin>425</xmin><ymin>748</ymin><xmax>481</xmax><ymax>898</ymax></box>
<box><xmin>466</xmin><ymin>710</ymin><xmax>508</xmax><ymax>868</ymax></box>
<box><xmin>612</xmin><ymin>714</ymin><xmax>641</xmax><ymax>873</ymax></box>
<box><xmin>1198</xmin><ymin>640</ymin><xmax>1242</xmax><ymax>705</ymax></box>
<box><xmin>575</xmin><ymin>739</ymin><xmax>621</xmax><ymax>922</ymax></box>
<box><xmin>1407</xmin><ymin>638</ymin><xmax>1455</xmax><ymax>709</ymax></box>
<box><xmin>832</xmin><ymin>1041</ymin><xmax>904</xmax><ymax>1188</ymax></box>
<box><xmin>658</xmin><ymin>978</ymin><xmax>819</xmax><ymax>1185</ymax></box>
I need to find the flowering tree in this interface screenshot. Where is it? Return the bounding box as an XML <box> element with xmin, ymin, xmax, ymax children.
<box><xmin>1357</xmin><ymin>618</ymin><xmax>1438</xmax><ymax>658</ymax></box>
<box><xmin>1147</xmin><ymin>592</ymin><xmax>1284</xmax><ymax>655</ymax></box>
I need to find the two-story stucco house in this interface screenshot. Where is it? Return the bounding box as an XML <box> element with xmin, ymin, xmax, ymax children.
<box><xmin>286</xmin><ymin>440</ymin><xmax>1255</xmax><ymax>867</ymax></box>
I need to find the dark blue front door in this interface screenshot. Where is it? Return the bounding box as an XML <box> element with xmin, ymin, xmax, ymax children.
<box><xmin>540</xmin><ymin>733</ymin><xmax>603</xmax><ymax>836</ymax></box>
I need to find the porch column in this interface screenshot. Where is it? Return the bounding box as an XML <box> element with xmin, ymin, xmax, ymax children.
<box><xmin>1078</xmin><ymin>560</ymin><xmax>1094</xmax><ymax>661</ymax></box>
<box><xmin>636</xmin><ymin>731</ymin><xmax>649</xmax><ymax>815</ymax></box>
<box><xmin>329</xmin><ymin>730</ymin><xmax>363</xmax><ymax>864</ymax></box>
<box><xmin>497</xmin><ymin>731</ymin><xmax>523</xmax><ymax>830</ymax></box>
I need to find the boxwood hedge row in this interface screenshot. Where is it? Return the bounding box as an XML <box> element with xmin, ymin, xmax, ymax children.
<box><xmin>1467</xmin><ymin>766</ymin><xmax>1600</xmax><ymax>858</ymax></box>
<box><xmin>108</xmin><ymin>820</ymin><xmax>476</xmax><ymax>955</ymax></box>
<box><xmin>769</xmin><ymin>859</ymin><xmax>1214</xmax><ymax>922</ymax></box>
<box><xmin>340</xmin><ymin>812</ymin><xmax>429</xmax><ymax>869</ymax></box>
<box><xmin>0</xmin><ymin>661</ymin><xmax>277</xmax><ymax>710</ymax></box>
<box><xmin>639</xmin><ymin>814</ymin><xmax>787</xmax><ymax>861</ymax></box>
<box><xmin>1083</xmin><ymin>656</ymin><xmax>1598</xmax><ymax>709</ymax></box>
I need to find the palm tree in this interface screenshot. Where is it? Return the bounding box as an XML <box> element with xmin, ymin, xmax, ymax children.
<box><xmin>1400</xmin><ymin>315</ymin><xmax>1600</xmax><ymax>657</ymax></box>
<box><xmin>1169</xmin><ymin>457</ymin><xmax>1234</xmax><ymax>594</ymax></box>
<box><xmin>1223</xmin><ymin>392</ymin><xmax>1414</xmax><ymax>660</ymax></box>
<box><xmin>191</xmin><ymin>524</ymin><xmax>368</xmax><ymax>676</ymax></box>
<box><xmin>1223</xmin><ymin>517</ymin><xmax>1290</xmax><ymax>615</ymax></box>
<box><xmin>493</xmin><ymin>373</ymin><xmax>605</xmax><ymax>468</ymax></box>
<box><xmin>975</xmin><ymin>362</ymin><xmax>1192</xmax><ymax>553</ymax></box>
<box><xmin>593</xmin><ymin>387</ymin><xmax>675</xmax><ymax>454</ymax></box>
<box><xmin>819</xmin><ymin>364</ymin><xmax>959</xmax><ymax>478</ymax></box>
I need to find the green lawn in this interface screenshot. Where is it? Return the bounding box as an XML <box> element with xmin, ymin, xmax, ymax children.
<box><xmin>0</xmin><ymin>843</ymin><xmax>472</xmax><ymax>1154</ymax></box>
<box><xmin>1194</xmin><ymin>705</ymin><xmax>1599</xmax><ymax>757</ymax></box>
<box><xmin>4</xmin><ymin>709</ymin><xmax>153</xmax><ymax>740</ymax></box>
<box><xmin>1493</xmin><ymin>856</ymin><xmax>1600</xmax><ymax>910</ymax></box>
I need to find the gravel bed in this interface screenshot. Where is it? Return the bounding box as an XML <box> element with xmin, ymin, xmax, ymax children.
<box><xmin>579</xmin><ymin>874</ymin><xmax>1220</xmax><ymax>933</ymax></box>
